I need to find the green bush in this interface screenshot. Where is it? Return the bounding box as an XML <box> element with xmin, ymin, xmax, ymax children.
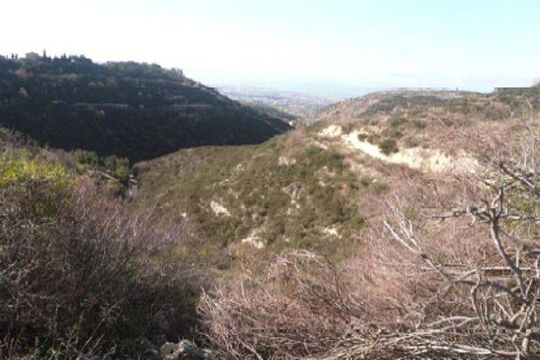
<box><xmin>359</xmin><ymin>175</ymin><xmax>374</xmax><ymax>187</ymax></box>
<box><xmin>356</xmin><ymin>133</ymin><xmax>368</xmax><ymax>141</ymax></box>
<box><xmin>104</xmin><ymin>155</ymin><xmax>130</xmax><ymax>183</ymax></box>
<box><xmin>379</xmin><ymin>138</ymin><xmax>399</xmax><ymax>155</ymax></box>
<box><xmin>389</xmin><ymin>117</ymin><xmax>407</xmax><ymax>128</ymax></box>
<box><xmin>72</xmin><ymin>149</ymin><xmax>99</xmax><ymax>167</ymax></box>
<box><xmin>410</xmin><ymin>119</ymin><xmax>427</xmax><ymax>129</ymax></box>
<box><xmin>0</xmin><ymin>153</ymin><xmax>73</xmax><ymax>216</ymax></box>
<box><xmin>366</xmin><ymin>133</ymin><xmax>380</xmax><ymax>144</ymax></box>
<box><xmin>0</xmin><ymin>153</ymin><xmax>71</xmax><ymax>188</ymax></box>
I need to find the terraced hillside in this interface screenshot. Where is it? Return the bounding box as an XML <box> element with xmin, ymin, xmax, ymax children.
<box><xmin>0</xmin><ymin>54</ymin><xmax>291</xmax><ymax>162</ymax></box>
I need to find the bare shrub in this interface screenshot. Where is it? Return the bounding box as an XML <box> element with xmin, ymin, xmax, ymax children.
<box><xmin>198</xmin><ymin>251</ymin><xmax>359</xmax><ymax>360</ymax></box>
<box><xmin>326</xmin><ymin>121</ymin><xmax>540</xmax><ymax>358</ymax></box>
<box><xmin>0</xmin><ymin>168</ymin><xmax>197</xmax><ymax>358</ymax></box>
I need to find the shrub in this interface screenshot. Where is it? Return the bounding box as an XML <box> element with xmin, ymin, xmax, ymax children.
<box><xmin>410</xmin><ymin>118</ymin><xmax>426</xmax><ymax>129</ymax></box>
<box><xmin>383</xmin><ymin>127</ymin><xmax>403</xmax><ymax>139</ymax></box>
<box><xmin>199</xmin><ymin>251</ymin><xmax>356</xmax><ymax>359</ymax></box>
<box><xmin>389</xmin><ymin>116</ymin><xmax>407</xmax><ymax>128</ymax></box>
<box><xmin>359</xmin><ymin>175</ymin><xmax>373</xmax><ymax>186</ymax></box>
<box><xmin>378</xmin><ymin>138</ymin><xmax>399</xmax><ymax>155</ymax></box>
<box><xmin>72</xmin><ymin>149</ymin><xmax>99</xmax><ymax>167</ymax></box>
<box><xmin>366</xmin><ymin>133</ymin><xmax>379</xmax><ymax>144</ymax></box>
<box><xmin>0</xmin><ymin>155</ymin><xmax>197</xmax><ymax>358</ymax></box>
<box><xmin>103</xmin><ymin>155</ymin><xmax>130</xmax><ymax>183</ymax></box>
<box><xmin>404</xmin><ymin>137</ymin><xmax>420</xmax><ymax>148</ymax></box>
<box><xmin>0</xmin><ymin>153</ymin><xmax>71</xmax><ymax>188</ymax></box>
<box><xmin>356</xmin><ymin>133</ymin><xmax>368</xmax><ymax>141</ymax></box>
<box><xmin>0</xmin><ymin>153</ymin><xmax>73</xmax><ymax>216</ymax></box>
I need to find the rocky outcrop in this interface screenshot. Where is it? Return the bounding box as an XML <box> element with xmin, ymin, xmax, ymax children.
<box><xmin>160</xmin><ymin>340</ymin><xmax>214</xmax><ymax>360</ymax></box>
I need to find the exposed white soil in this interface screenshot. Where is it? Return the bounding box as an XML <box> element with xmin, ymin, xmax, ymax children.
<box><xmin>319</xmin><ymin>124</ymin><xmax>343</xmax><ymax>138</ymax></box>
<box><xmin>322</xmin><ymin>226</ymin><xmax>341</xmax><ymax>238</ymax></box>
<box><xmin>313</xmin><ymin>141</ymin><xmax>329</xmax><ymax>150</ymax></box>
<box><xmin>282</xmin><ymin>183</ymin><xmax>303</xmax><ymax>210</ymax></box>
<box><xmin>210</xmin><ymin>201</ymin><xmax>231</xmax><ymax>216</ymax></box>
<box><xmin>241</xmin><ymin>229</ymin><xmax>265</xmax><ymax>249</ymax></box>
<box><xmin>278</xmin><ymin>156</ymin><xmax>297</xmax><ymax>166</ymax></box>
<box><xmin>319</xmin><ymin>125</ymin><xmax>478</xmax><ymax>174</ymax></box>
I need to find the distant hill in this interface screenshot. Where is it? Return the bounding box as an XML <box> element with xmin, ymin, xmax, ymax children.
<box><xmin>0</xmin><ymin>54</ymin><xmax>291</xmax><ymax>162</ymax></box>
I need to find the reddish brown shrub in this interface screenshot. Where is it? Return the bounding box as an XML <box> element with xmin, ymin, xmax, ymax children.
<box><xmin>198</xmin><ymin>251</ymin><xmax>360</xmax><ymax>359</ymax></box>
<box><xmin>0</xmin><ymin>174</ymin><xmax>198</xmax><ymax>358</ymax></box>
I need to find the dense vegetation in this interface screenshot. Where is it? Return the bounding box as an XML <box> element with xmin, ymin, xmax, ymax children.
<box><xmin>0</xmin><ymin>53</ymin><xmax>291</xmax><ymax>162</ymax></box>
<box><xmin>133</xmin><ymin>131</ymin><xmax>371</xmax><ymax>256</ymax></box>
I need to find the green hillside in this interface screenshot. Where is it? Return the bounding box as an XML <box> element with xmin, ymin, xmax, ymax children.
<box><xmin>132</xmin><ymin>132</ymin><xmax>369</xmax><ymax>256</ymax></box>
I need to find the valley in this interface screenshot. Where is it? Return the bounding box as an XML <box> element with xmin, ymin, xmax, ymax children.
<box><xmin>2</xmin><ymin>0</ymin><xmax>540</xmax><ymax>356</ymax></box>
<box><xmin>1</xmin><ymin>55</ymin><xmax>539</xmax><ymax>359</ymax></box>
<box><xmin>131</xmin><ymin>88</ymin><xmax>536</xmax><ymax>256</ymax></box>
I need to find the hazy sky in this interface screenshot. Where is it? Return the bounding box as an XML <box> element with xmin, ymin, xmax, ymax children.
<box><xmin>1</xmin><ymin>0</ymin><xmax>539</xmax><ymax>93</ymax></box>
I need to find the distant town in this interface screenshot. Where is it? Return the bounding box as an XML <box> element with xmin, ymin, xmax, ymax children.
<box><xmin>218</xmin><ymin>85</ymin><xmax>345</xmax><ymax>117</ymax></box>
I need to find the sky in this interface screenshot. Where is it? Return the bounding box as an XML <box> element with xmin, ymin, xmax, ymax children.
<box><xmin>1</xmin><ymin>0</ymin><xmax>539</xmax><ymax>94</ymax></box>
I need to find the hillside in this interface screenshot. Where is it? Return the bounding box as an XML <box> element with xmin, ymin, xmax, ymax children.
<box><xmin>132</xmin><ymin>87</ymin><xmax>540</xmax><ymax>257</ymax></box>
<box><xmin>133</xmin><ymin>132</ymin><xmax>369</xmax><ymax>257</ymax></box>
<box><xmin>0</xmin><ymin>54</ymin><xmax>291</xmax><ymax>162</ymax></box>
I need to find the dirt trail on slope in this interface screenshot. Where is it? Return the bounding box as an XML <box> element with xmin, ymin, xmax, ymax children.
<box><xmin>319</xmin><ymin>125</ymin><xmax>478</xmax><ymax>174</ymax></box>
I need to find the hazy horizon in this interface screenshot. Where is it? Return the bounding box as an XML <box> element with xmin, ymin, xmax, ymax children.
<box><xmin>1</xmin><ymin>0</ymin><xmax>539</xmax><ymax>95</ymax></box>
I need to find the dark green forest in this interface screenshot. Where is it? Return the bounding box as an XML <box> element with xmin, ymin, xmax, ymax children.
<box><xmin>0</xmin><ymin>53</ymin><xmax>291</xmax><ymax>162</ymax></box>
